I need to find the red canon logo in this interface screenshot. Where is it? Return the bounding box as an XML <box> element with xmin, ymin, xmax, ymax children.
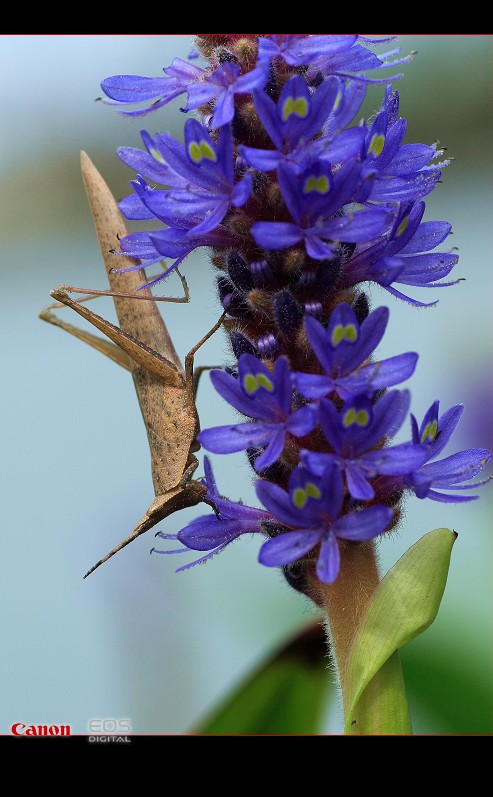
<box><xmin>11</xmin><ymin>723</ymin><xmax>71</xmax><ymax>736</ymax></box>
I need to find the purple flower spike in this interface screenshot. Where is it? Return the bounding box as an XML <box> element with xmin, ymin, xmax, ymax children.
<box><xmin>100</xmin><ymin>35</ymin><xmax>490</xmax><ymax>589</ymax></box>
<box><xmin>199</xmin><ymin>354</ymin><xmax>317</xmax><ymax>471</ymax></box>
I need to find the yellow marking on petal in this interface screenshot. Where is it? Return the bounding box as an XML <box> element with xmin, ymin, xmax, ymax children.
<box><xmin>355</xmin><ymin>409</ymin><xmax>370</xmax><ymax>427</ymax></box>
<box><xmin>188</xmin><ymin>139</ymin><xmax>217</xmax><ymax>164</ymax></box>
<box><xmin>293</xmin><ymin>487</ymin><xmax>308</xmax><ymax>509</ymax></box>
<box><xmin>305</xmin><ymin>482</ymin><xmax>321</xmax><ymax>500</ymax></box>
<box><xmin>334</xmin><ymin>91</ymin><xmax>342</xmax><ymax>110</ymax></box>
<box><xmin>244</xmin><ymin>374</ymin><xmax>259</xmax><ymax>395</ymax></box>
<box><xmin>421</xmin><ymin>420</ymin><xmax>438</xmax><ymax>443</ymax></box>
<box><xmin>243</xmin><ymin>372</ymin><xmax>274</xmax><ymax>395</ymax></box>
<box><xmin>343</xmin><ymin>408</ymin><xmax>357</xmax><ymax>428</ymax></box>
<box><xmin>303</xmin><ymin>174</ymin><xmax>329</xmax><ymax>194</ymax></box>
<box><xmin>150</xmin><ymin>145</ymin><xmax>166</xmax><ymax>164</ymax></box>
<box><xmin>369</xmin><ymin>132</ymin><xmax>385</xmax><ymax>158</ymax></box>
<box><xmin>282</xmin><ymin>96</ymin><xmax>309</xmax><ymax>122</ymax></box>
<box><xmin>331</xmin><ymin>323</ymin><xmax>358</xmax><ymax>346</ymax></box>
<box><xmin>396</xmin><ymin>215</ymin><xmax>409</xmax><ymax>237</ymax></box>
<box><xmin>256</xmin><ymin>373</ymin><xmax>274</xmax><ymax>392</ymax></box>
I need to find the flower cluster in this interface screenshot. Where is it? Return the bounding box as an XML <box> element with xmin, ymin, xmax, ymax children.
<box><xmin>103</xmin><ymin>35</ymin><xmax>491</xmax><ymax>585</ymax></box>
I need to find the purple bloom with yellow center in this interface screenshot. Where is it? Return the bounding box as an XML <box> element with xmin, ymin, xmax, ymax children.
<box><xmin>407</xmin><ymin>402</ymin><xmax>492</xmax><ymax>502</ymax></box>
<box><xmin>198</xmin><ymin>354</ymin><xmax>317</xmax><ymax>471</ymax></box>
<box><xmin>122</xmin><ymin>119</ymin><xmax>252</xmax><ymax>236</ymax></box>
<box><xmin>292</xmin><ymin>303</ymin><xmax>418</xmax><ymax>400</ymax></box>
<box><xmin>301</xmin><ymin>392</ymin><xmax>427</xmax><ymax>500</ymax></box>
<box><xmin>373</xmin><ymin>401</ymin><xmax>492</xmax><ymax>502</ymax></box>
<box><xmin>240</xmin><ymin>74</ymin><xmax>364</xmax><ymax>173</ymax></box>
<box><xmin>359</xmin><ymin>87</ymin><xmax>449</xmax><ymax>206</ymax></box>
<box><xmin>256</xmin><ymin>464</ymin><xmax>393</xmax><ymax>584</ymax></box>
<box><xmin>251</xmin><ymin>159</ymin><xmax>391</xmax><ymax>260</ymax></box>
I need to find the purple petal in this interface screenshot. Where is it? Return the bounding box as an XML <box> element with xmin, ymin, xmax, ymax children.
<box><xmin>316</xmin><ymin>531</ymin><xmax>341</xmax><ymax>584</ymax></box>
<box><xmin>350</xmin><ymin>352</ymin><xmax>418</xmax><ymax>392</ymax></box>
<box><xmin>256</xmin><ymin>480</ymin><xmax>309</xmax><ymax>528</ymax></box>
<box><xmin>251</xmin><ymin>221</ymin><xmax>303</xmax><ymax>250</ymax></box>
<box><xmin>252</xmin><ymin>88</ymin><xmax>283</xmax><ymax>150</ymax></box>
<box><xmin>341</xmin><ymin>305</ymin><xmax>389</xmax><ymax>375</ymax></box>
<box><xmin>363</xmin><ymin>443</ymin><xmax>428</xmax><ymax>476</ymax></box>
<box><xmin>320</xmin><ymin>207</ymin><xmax>391</xmax><ymax>243</ymax></box>
<box><xmin>239</xmin><ymin>145</ymin><xmax>282</xmax><ymax>172</ymax></box>
<box><xmin>259</xmin><ymin>529</ymin><xmax>322</xmax><ymax>567</ymax></box>
<box><xmin>203</xmin><ymin>456</ymin><xmax>218</xmax><ymax>497</ymax></box>
<box><xmin>420</xmin><ymin>449</ymin><xmax>492</xmax><ymax>486</ymax></box>
<box><xmin>401</xmin><ymin>220</ymin><xmax>452</xmax><ymax>254</ymax></box>
<box><xmin>429</xmin><ymin>404</ymin><xmax>464</xmax><ymax>458</ymax></box>
<box><xmin>335</xmin><ymin>505</ymin><xmax>393</xmax><ymax>541</ymax></box>
<box><xmin>286</xmin><ymin>405</ymin><xmax>318</xmax><ymax>437</ymax></box>
<box><xmin>198</xmin><ymin>422</ymin><xmax>271</xmax><ymax>454</ymax></box>
<box><xmin>318</xmin><ymin>398</ymin><xmax>344</xmax><ymax>453</ymax></box>
<box><xmin>254</xmin><ymin>429</ymin><xmax>286</xmax><ymax>471</ymax></box>
<box><xmin>304</xmin><ymin>314</ymin><xmax>333</xmax><ymax>375</ymax></box>
<box><xmin>101</xmin><ymin>75</ymin><xmax>175</xmax><ymax>103</ymax></box>
<box><xmin>345</xmin><ymin>466</ymin><xmax>375</xmax><ymax>500</ymax></box>
<box><xmin>209</xmin><ymin>369</ymin><xmax>272</xmax><ymax>420</ymax></box>
<box><xmin>231</xmin><ymin>172</ymin><xmax>253</xmax><ymax>207</ymax></box>
<box><xmin>178</xmin><ymin>516</ymin><xmax>243</xmax><ymax>551</ymax></box>
<box><xmin>424</xmin><ymin>490</ymin><xmax>479</xmax><ymax>504</ymax></box>
<box><xmin>292</xmin><ymin>371</ymin><xmax>335</xmax><ymax>400</ymax></box>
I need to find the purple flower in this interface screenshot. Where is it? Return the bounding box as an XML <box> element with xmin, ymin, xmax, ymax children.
<box><xmin>109</xmin><ymin>219</ymin><xmax>231</xmax><ymax>289</ymax></box>
<box><xmin>343</xmin><ymin>201</ymin><xmax>459</xmax><ymax>306</ymax></box>
<box><xmin>252</xmin><ymin>160</ymin><xmax>391</xmax><ymax>260</ymax></box>
<box><xmin>198</xmin><ymin>354</ymin><xmax>317</xmax><ymax>471</ymax></box>
<box><xmin>407</xmin><ymin>402</ymin><xmax>492</xmax><ymax>502</ymax></box>
<box><xmin>101</xmin><ymin>57</ymin><xmax>205</xmax><ymax>117</ymax></box>
<box><xmin>240</xmin><ymin>74</ymin><xmax>364</xmax><ymax>173</ymax></box>
<box><xmin>301</xmin><ymin>392</ymin><xmax>427</xmax><ymax>500</ymax></box>
<box><xmin>185</xmin><ymin>60</ymin><xmax>268</xmax><ymax>127</ymax></box>
<box><xmin>258</xmin><ymin>35</ymin><xmax>410</xmax><ymax>84</ymax></box>
<box><xmin>123</xmin><ymin>119</ymin><xmax>252</xmax><ymax>236</ymax></box>
<box><xmin>375</xmin><ymin>401</ymin><xmax>492</xmax><ymax>502</ymax></box>
<box><xmin>305</xmin><ymin>36</ymin><xmax>412</xmax><ymax>83</ymax></box>
<box><xmin>256</xmin><ymin>464</ymin><xmax>393</xmax><ymax>583</ymax></box>
<box><xmin>292</xmin><ymin>303</ymin><xmax>418</xmax><ymax>400</ymax></box>
<box><xmin>153</xmin><ymin>457</ymin><xmax>270</xmax><ymax>570</ymax></box>
<box><xmin>359</xmin><ymin>87</ymin><xmax>449</xmax><ymax>206</ymax></box>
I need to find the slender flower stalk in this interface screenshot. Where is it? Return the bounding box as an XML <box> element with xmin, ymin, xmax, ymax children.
<box><xmin>101</xmin><ymin>34</ymin><xmax>491</xmax><ymax>733</ymax></box>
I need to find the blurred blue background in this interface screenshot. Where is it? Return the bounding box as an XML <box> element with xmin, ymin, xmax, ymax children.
<box><xmin>1</xmin><ymin>35</ymin><xmax>492</xmax><ymax>735</ymax></box>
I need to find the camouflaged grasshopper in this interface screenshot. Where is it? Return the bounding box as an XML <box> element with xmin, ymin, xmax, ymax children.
<box><xmin>40</xmin><ymin>152</ymin><xmax>223</xmax><ymax>578</ymax></box>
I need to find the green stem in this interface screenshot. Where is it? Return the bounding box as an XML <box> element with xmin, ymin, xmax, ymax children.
<box><xmin>308</xmin><ymin>540</ymin><xmax>412</xmax><ymax>735</ymax></box>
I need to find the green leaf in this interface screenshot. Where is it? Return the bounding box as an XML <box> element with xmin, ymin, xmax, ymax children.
<box><xmin>344</xmin><ymin>528</ymin><xmax>457</xmax><ymax>734</ymax></box>
<box><xmin>192</xmin><ymin>624</ymin><xmax>333</xmax><ymax>735</ymax></box>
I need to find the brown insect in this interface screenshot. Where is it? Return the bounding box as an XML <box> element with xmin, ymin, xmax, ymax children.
<box><xmin>40</xmin><ymin>152</ymin><xmax>223</xmax><ymax>578</ymax></box>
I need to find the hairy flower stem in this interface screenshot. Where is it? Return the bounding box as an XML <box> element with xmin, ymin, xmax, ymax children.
<box><xmin>308</xmin><ymin>540</ymin><xmax>411</xmax><ymax>734</ymax></box>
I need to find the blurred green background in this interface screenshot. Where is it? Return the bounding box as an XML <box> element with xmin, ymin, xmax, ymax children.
<box><xmin>1</xmin><ymin>35</ymin><xmax>492</xmax><ymax>735</ymax></box>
